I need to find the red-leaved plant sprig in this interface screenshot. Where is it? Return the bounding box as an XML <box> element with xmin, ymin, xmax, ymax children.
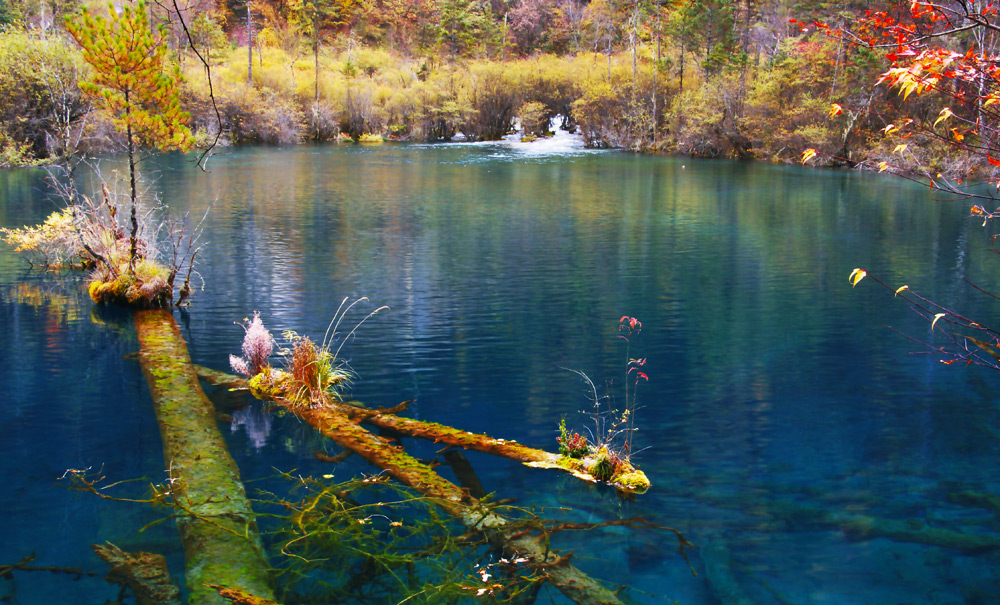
<box><xmin>618</xmin><ymin>316</ymin><xmax>647</xmax><ymax>457</ymax></box>
<box><xmin>562</xmin><ymin>315</ymin><xmax>649</xmax><ymax>465</ymax></box>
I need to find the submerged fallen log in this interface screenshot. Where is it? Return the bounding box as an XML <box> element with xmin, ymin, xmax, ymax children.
<box><xmin>341</xmin><ymin>406</ymin><xmax>651</xmax><ymax>493</ymax></box>
<box><xmin>195</xmin><ymin>366</ymin><xmax>649</xmax><ymax>493</ymax></box>
<box><xmin>272</xmin><ymin>395</ymin><xmax>626</xmax><ymax>605</ymax></box>
<box><xmin>91</xmin><ymin>542</ymin><xmax>181</xmax><ymax>605</ymax></box>
<box><xmin>134</xmin><ymin>311</ymin><xmax>274</xmax><ymax>605</ymax></box>
<box><xmin>196</xmin><ymin>365</ymin><xmax>628</xmax><ymax>603</ymax></box>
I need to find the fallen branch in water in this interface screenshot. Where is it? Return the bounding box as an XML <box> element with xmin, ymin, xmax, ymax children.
<box><xmin>195</xmin><ymin>366</ymin><xmax>650</xmax><ymax>493</ymax></box>
<box><xmin>0</xmin><ymin>552</ymin><xmax>97</xmax><ymax>581</ymax></box>
<box><xmin>199</xmin><ymin>364</ymin><xmax>641</xmax><ymax>602</ymax></box>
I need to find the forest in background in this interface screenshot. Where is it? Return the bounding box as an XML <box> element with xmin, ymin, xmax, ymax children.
<box><xmin>0</xmin><ymin>0</ymin><xmax>982</xmax><ymax>175</ymax></box>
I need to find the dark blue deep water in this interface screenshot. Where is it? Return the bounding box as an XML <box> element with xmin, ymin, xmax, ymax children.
<box><xmin>4</xmin><ymin>142</ymin><xmax>1000</xmax><ymax>603</ymax></box>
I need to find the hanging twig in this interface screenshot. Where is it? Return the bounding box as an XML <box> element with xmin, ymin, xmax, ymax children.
<box><xmin>153</xmin><ymin>0</ymin><xmax>223</xmax><ymax>169</ymax></box>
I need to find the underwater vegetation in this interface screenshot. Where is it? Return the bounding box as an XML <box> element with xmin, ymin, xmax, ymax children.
<box><xmin>215</xmin><ymin>305</ymin><xmax>679</xmax><ymax>603</ymax></box>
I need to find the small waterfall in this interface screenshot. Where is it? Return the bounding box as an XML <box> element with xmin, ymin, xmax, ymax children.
<box><xmin>501</xmin><ymin>115</ymin><xmax>588</xmax><ymax>155</ymax></box>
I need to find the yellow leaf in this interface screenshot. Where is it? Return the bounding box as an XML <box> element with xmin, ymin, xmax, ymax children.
<box><xmin>801</xmin><ymin>148</ymin><xmax>817</xmax><ymax>164</ymax></box>
<box><xmin>933</xmin><ymin>107</ymin><xmax>953</xmax><ymax>127</ymax></box>
<box><xmin>894</xmin><ymin>285</ymin><xmax>909</xmax><ymax>296</ymax></box>
<box><xmin>882</xmin><ymin>123</ymin><xmax>898</xmax><ymax>135</ymax></box>
<box><xmin>878</xmin><ymin>161</ymin><xmax>889</xmax><ymax>173</ymax></box>
<box><xmin>894</xmin><ymin>144</ymin><xmax>908</xmax><ymax>155</ymax></box>
<box><xmin>849</xmin><ymin>268</ymin><xmax>867</xmax><ymax>287</ymax></box>
<box><xmin>828</xmin><ymin>103</ymin><xmax>843</xmax><ymax>118</ymax></box>
<box><xmin>931</xmin><ymin>313</ymin><xmax>947</xmax><ymax>331</ymax></box>
<box><xmin>985</xmin><ymin>96</ymin><xmax>999</xmax><ymax>106</ymax></box>
<box><xmin>951</xmin><ymin>128</ymin><xmax>964</xmax><ymax>142</ymax></box>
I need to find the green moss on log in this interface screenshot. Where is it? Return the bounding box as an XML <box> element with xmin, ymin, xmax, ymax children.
<box><xmin>195</xmin><ymin>364</ymin><xmax>651</xmax><ymax>495</ymax></box>
<box><xmin>134</xmin><ymin>310</ymin><xmax>274</xmax><ymax>605</ymax></box>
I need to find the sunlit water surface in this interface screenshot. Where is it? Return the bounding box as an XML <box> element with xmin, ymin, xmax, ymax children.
<box><xmin>3</xmin><ymin>140</ymin><xmax>1000</xmax><ymax>603</ymax></box>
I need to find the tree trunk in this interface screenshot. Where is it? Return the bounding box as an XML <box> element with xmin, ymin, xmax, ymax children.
<box><xmin>247</xmin><ymin>3</ymin><xmax>253</xmax><ymax>86</ymax></box>
<box><xmin>126</xmin><ymin>97</ymin><xmax>138</xmax><ymax>277</ymax></box>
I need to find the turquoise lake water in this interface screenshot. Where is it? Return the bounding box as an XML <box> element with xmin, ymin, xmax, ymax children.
<box><xmin>3</xmin><ymin>142</ymin><xmax>1000</xmax><ymax>603</ymax></box>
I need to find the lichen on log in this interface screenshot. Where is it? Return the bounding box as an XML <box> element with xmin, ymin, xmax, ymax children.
<box><xmin>134</xmin><ymin>310</ymin><xmax>274</xmax><ymax>605</ymax></box>
<box><xmin>208</xmin><ymin>585</ymin><xmax>280</xmax><ymax>605</ymax></box>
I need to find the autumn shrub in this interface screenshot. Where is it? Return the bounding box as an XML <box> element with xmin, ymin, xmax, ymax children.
<box><xmin>556</xmin><ymin>418</ymin><xmax>589</xmax><ymax>458</ymax></box>
<box><xmin>743</xmin><ymin>94</ymin><xmax>839</xmax><ymax>161</ymax></box>
<box><xmin>354</xmin><ymin>47</ymin><xmax>394</xmax><ymax>78</ymax></box>
<box><xmin>74</xmin><ymin>184</ymin><xmax>182</xmax><ymax>308</ymax></box>
<box><xmin>238</xmin><ymin>300</ymin><xmax>386</xmax><ymax>407</ymax></box>
<box><xmin>742</xmin><ymin>39</ymin><xmax>843</xmax><ymax>161</ymax></box>
<box><xmin>558</xmin><ymin>316</ymin><xmax>650</xmax><ymax>492</ymax></box>
<box><xmin>0</xmin><ymin>26</ymin><xmax>91</xmax><ymax>161</ymax></box>
<box><xmin>285</xmin><ymin>335</ymin><xmax>351</xmax><ymax>405</ymax></box>
<box><xmin>389</xmin><ymin>77</ymin><xmax>471</xmax><ymax>141</ymax></box>
<box><xmin>666</xmin><ymin>73</ymin><xmax>748</xmax><ymax>158</ymax></box>
<box><xmin>306</xmin><ymin>100</ymin><xmax>341</xmax><ymax>141</ymax></box>
<box><xmin>507</xmin><ymin>55</ymin><xmax>579</xmax><ymax>126</ymax></box>
<box><xmin>218</xmin><ymin>86</ymin><xmax>303</xmax><ymax>144</ymax></box>
<box><xmin>339</xmin><ymin>85</ymin><xmax>379</xmax><ymax>139</ymax></box>
<box><xmin>0</xmin><ymin>130</ymin><xmax>37</xmax><ymax>168</ymax></box>
<box><xmin>1</xmin><ymin>207</ymin><xmax>83</xmax><ymax>266</ymax></box>
<box><xmin>569</xmin><ymin>56</ymin><xmax>667</xmax><ymax>150</ymax></box>
<box><xmin>4</xmin><ymin>176</ymin><xmax>200</xmax><ymax>309</ymax></box>
<box><xmin>518</xmin><ymin>101</ymin><xmax>550</xmax><ymax>138</ymax></box>
<box><xmin>460</xmin><ymin>65</ymin><xmax>518</xmax><ymax>140</ymax></box>
<box><xmin>571</xmin><ymin>80</ymin><xmax>631</xmax><ymax>148</ymax></box>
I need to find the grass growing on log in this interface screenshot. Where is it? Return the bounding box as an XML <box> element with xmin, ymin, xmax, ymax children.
<box><xmin>238</xmin><ymin>298</ymin><xmax>388</xmax><ymax>407</ymax></box>
<box><xmin>559</xmin><ymin>316</ymin><xmax>651</xmax><ymax>493</ymax></box>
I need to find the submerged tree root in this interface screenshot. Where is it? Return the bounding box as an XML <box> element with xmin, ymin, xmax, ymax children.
<box><xmin>134</xmin><ymin>310</ymin><xmax>274</xmax><ymax>605</ymax></box>
<box><xmin>0</xmin><ymin>552</ymin><xmax>97</xmax><ymax>581</ymax></box>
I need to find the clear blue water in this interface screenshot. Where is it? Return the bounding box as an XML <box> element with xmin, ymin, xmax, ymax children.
<box><xmin>3</xmin><ymin>143</ymin><xmax>1000</xmax><ymax>603</ymax></box>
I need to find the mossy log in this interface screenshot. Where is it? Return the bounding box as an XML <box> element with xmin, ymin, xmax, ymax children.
<box><xmin>698</xmin><ymin>535</ymin><xmax>753</xmax><ymax>605</ymax></box>
<box><xmin>273</xmin><ymin>397</ymin><xmax>626</xmax><ymax>605</ymax></box>
<box><xmin>91</xmin><ymin>542</ymin><xmax>182</xmax><ymax>605</ymax></box>
<box><xmin>824</xmin><ymin>509</ymin><xmax>1000</xmax><ymax>552</ymax></box>
<box><xmin>199</xmin><ymin>365</ymin><xmax>629</xmax><ymax>603</ymax></box>
<box><xmin>339</xmin><ymin>406</ymin><xmax>650</xmax><ymax>492</ymax></box>
<box><xmin>668</xmin><ymin>481</ymin><xmax>1000</xmax><ymax>554</ymax></box>
<box><xmin>134</xmin><ymin>311</ymin><xmax>274</xmax><ymax>605</ymax></box>
<box><xmin>195</xmin><ymin>366</ymin><xmax>649</xmax><ymax>493</ymax></box>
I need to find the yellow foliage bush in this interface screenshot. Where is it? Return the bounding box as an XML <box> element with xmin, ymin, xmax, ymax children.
<box><xmin>1</xmin><ymin>207</ymin><xmax>85</xmax><ymax>267</ymax></box>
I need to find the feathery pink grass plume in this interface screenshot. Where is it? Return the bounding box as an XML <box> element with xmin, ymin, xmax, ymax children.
<box><xmin>230</xmin><ymin>311</ymin><xmax>273</xmax><ymax>376</ymax></box>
